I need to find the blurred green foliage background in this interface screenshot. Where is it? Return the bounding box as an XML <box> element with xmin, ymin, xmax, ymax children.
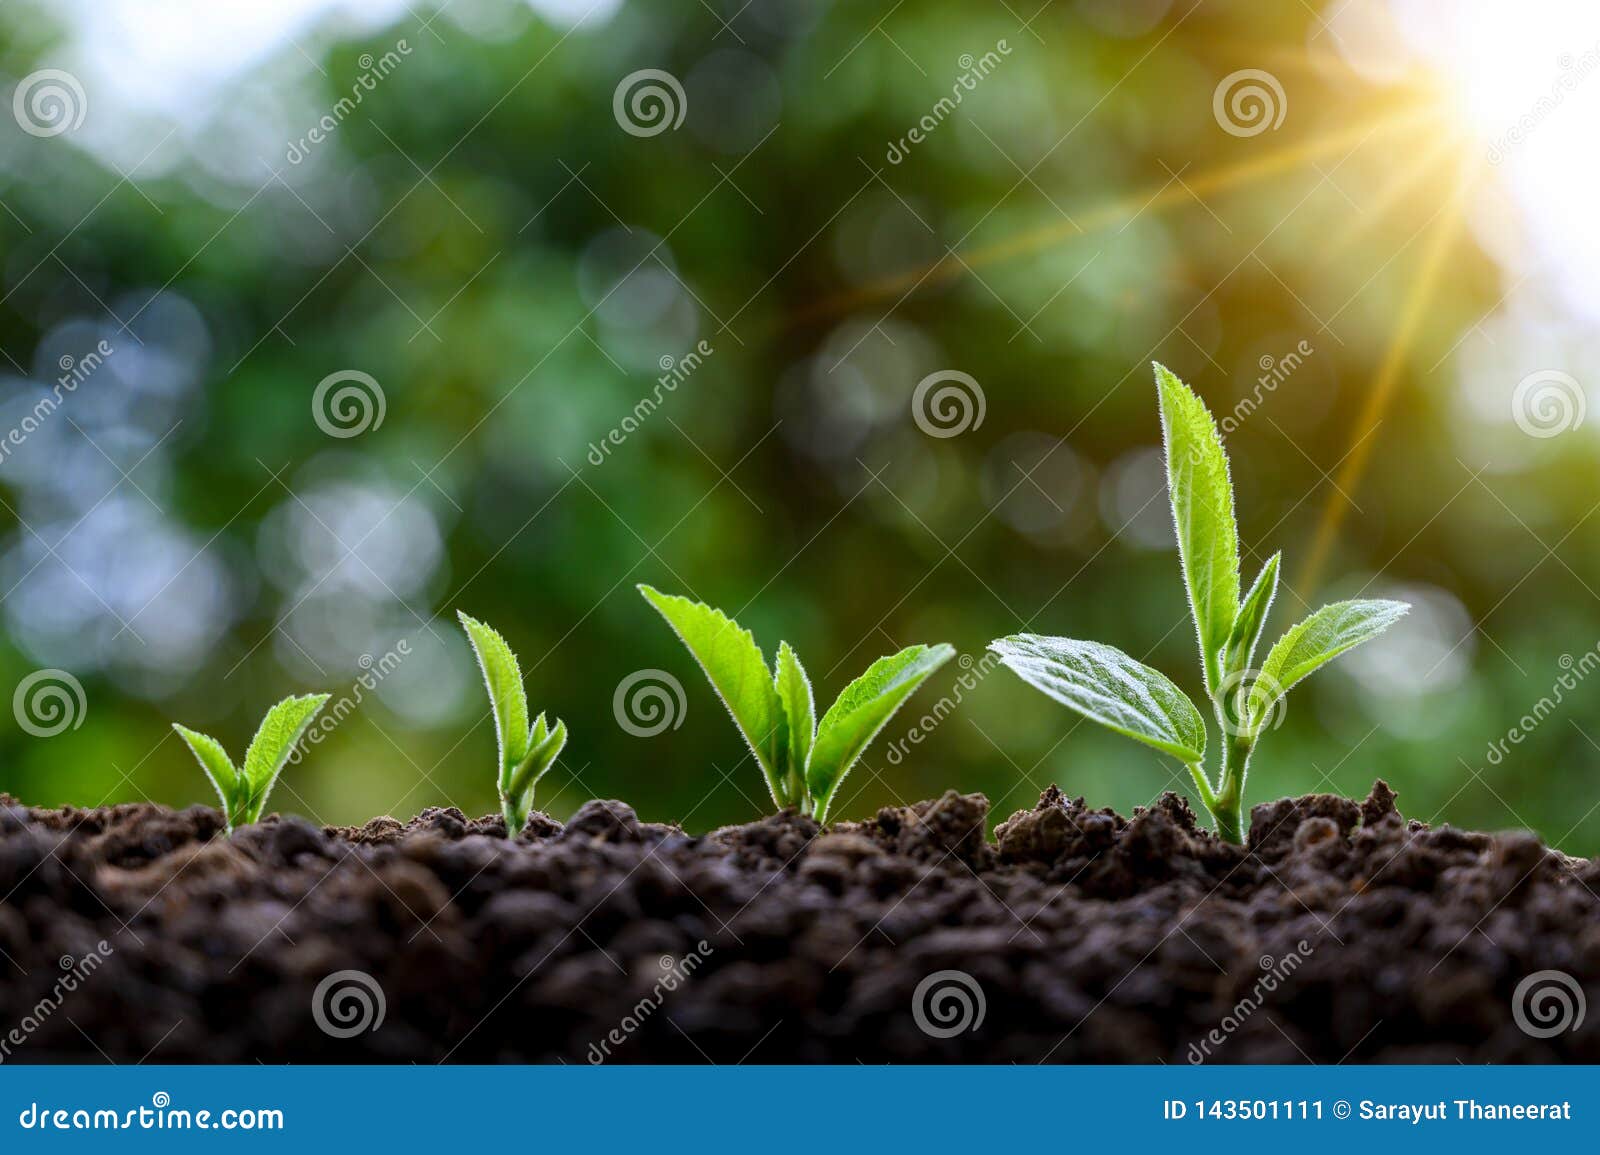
<box><xmin>3</xmin><ymin>0</ymin><xmax>1600</xmax><ymax>850</ymax></box>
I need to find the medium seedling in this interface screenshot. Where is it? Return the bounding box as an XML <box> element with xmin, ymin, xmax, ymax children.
<box><xmin>459</xmin><ymin>611</ymin><xmax>568</xmax><ymax>836</ymax></box>
<box><xmin>989</xmin><ymin>363</ymin><xmax>1408</xmax><ymax>843</ymax></box>
<box><xmin>174</xmin><ymin>694</ymin><xmax>331</xmax><ymax>834</ymax></box>
<box><xmin>639</xmin><ymin>585</ymin><xmax>954</xmax><ymax>823</ymax></box>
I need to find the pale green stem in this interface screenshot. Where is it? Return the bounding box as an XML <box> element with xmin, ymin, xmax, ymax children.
<box><xmin>1185</xmin><ymin>762</ymin><xmax>1218</xmax><ymax>813</ymax></box>
<box><xmin>502</xmin><ymin>792</ymin><xmax>529</xmax><ymax>837</ymax></box>
<box><xmin>1209</xmin><ymin>729</ymin><xmax>1255</xmax><ymax>845</ymax></box>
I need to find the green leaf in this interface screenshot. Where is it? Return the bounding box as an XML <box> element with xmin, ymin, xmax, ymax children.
<box><xmin>1221</xmin><ymin>552</ymin><xmax>1281</xmax><ymax>681</ymax></box>
<box><xmin>505</xmin><ymin>718</ymin><xmax>567</xmax><ymax>806</ymax></box>
<box><xmin>1155</xmin><ymin>363</ymin><xmax>1240</xmax><ymax>693</ymax></box>
<box><xmin>639</xmin><ymin>586</ymin><xmax>785</xmax><ymax>804</ymax></box>
<box><xmin>459</xmin><ymin>611</ymin><xmax>532</xmax><ymax>782</ymax></box>
<box><xmin>989</xmin><ymin>635</ymin><xmax>1207</xmax><ymax>763</ymax></box>
<box><xmin>774</xmin><ymin>641</ymin><xmax>815</xmax><ymax>802</ymax></box>
<box><xmin>173</xmin><ymin>725</ymin><xmax>240</xmax><ymax>821</ymax></box>
<box><xmin>239</xmin><ymin>694</ymin><xmax>329</xmax><ymax>823</ymax></box>
<box><xmin>1253</xmin><ymin>599</ymin><xmax>1409</xmax><ymax>722</ymax></box>
<box><xmin>806</xmin><ymin>644</ymin><xmax>955</xmax><ymax>822</ymax></box>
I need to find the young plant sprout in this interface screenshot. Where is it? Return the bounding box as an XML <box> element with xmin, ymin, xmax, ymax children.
<box><xmin>989</xmin><ymin>364</ymin><xmax>1409</xmax><ymax>844</ymax></box>
<box><xmin>639</xmin><ymin>585</ymin><xmax>954</xmax><ymax>823</ymax></box>
<box><xmin>458</xmin><ymin>611</ymin><xmax>568</xmax><ymax>836</ymax></box>
<box><xmin>173</xmin><ymin>694</ymin><xmax>331</xmax><ymax>834</ymax></box>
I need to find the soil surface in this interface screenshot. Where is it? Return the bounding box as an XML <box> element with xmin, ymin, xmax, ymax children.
<box><xmin>1</xmin><ymin>781</ymin><xmax>1596</xmax><ymax>1063</ymax></box>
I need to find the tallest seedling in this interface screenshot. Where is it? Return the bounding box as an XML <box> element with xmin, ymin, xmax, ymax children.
<box><xmin>990</xmin><ymin>364</ymin><xmax>1408</xmax><ymax>843</ymax></box>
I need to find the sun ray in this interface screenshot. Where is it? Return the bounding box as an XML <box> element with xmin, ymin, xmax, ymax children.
<box><xmin>797</xmin><ymin>104</ymin><xmax>1440</xmax><ymax>325</ymax></box>
<box><xmin>1314</xmin><ymin>122</ymin><xmax>1466</xmax><ymax>260</ymax></box>
<box><xmin>1297</xmin><ymin>156</ymin><xmax>1480</xmax><ymax>595</ymax></box>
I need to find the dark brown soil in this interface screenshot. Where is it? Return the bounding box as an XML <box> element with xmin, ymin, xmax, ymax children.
<box><xmin>2</xmin><ymin>781</ymin><xmax>1596</xmax><ymax>1063</ymax></box>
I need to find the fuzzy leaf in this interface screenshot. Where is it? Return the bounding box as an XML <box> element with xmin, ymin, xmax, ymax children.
<box><xmin>1222</xmin><ymin>552</ymin><xmax>1281</xmax><ymax>681</ymax></box>
<box><xmin>1253</xmin><ymin>599</ymin><xmax>1409</xmax><ymax>722</ymax></box>
<box><xmin>1155</xmin><ymin>363</ymin><xmax>1240</xmax><ymax>693</ymax></box>
<box><xmin>505</xmin><ymin>718</ymin><xmax>567</xmax><ymax>805</ymax></box>
<box><xmin>807</xmin><ymin>644</ymin><xmax>955</xmax><ymax>822</ymax></box>
<box><xmin>639</xmin><ymin>586</ymin><xmax>785</xmax><ymax>804</ymax></box>
<box><xmin>239</xmin><ymin>694</ymin><xmax>329</xmax><ymax>823</ymax></box>
<box><xmin>774</xmin><ymin>641</ymin><xmax>815</xmax><ymax>799</ymax></box>
<box><xmin>989</xmin><ymin>635</ymin><xmax>1206</xmax><ymax>763</ymax></box>
<box><xmin>459</xmin><ymin>611</ymin><xmax>532</xmax><ymax>782</ymax></box>
<box><xmin>173</xmin><ymin>725</ymin><xmax>239</xmax><ymax>819</ymax></box>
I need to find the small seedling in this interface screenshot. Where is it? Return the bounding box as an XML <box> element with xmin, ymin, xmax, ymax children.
<box><xmin>459</xmin><ymin>611</ymin><xmax>568</xmax><ymax>836</ymax></box>
<box><xmin>639</xmin><ymin>585</ymin><xmax>954</xmax><ymax>823</ymax></box>
<box><xmin>174</xmin><ymin>694</ymin><xmax>331</xmax><ymax>834</ymax></box>
<box><xmin>989</xmin><ymin>363</ymin><xmax>1408</xmax><ymax>843</ymax></box>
